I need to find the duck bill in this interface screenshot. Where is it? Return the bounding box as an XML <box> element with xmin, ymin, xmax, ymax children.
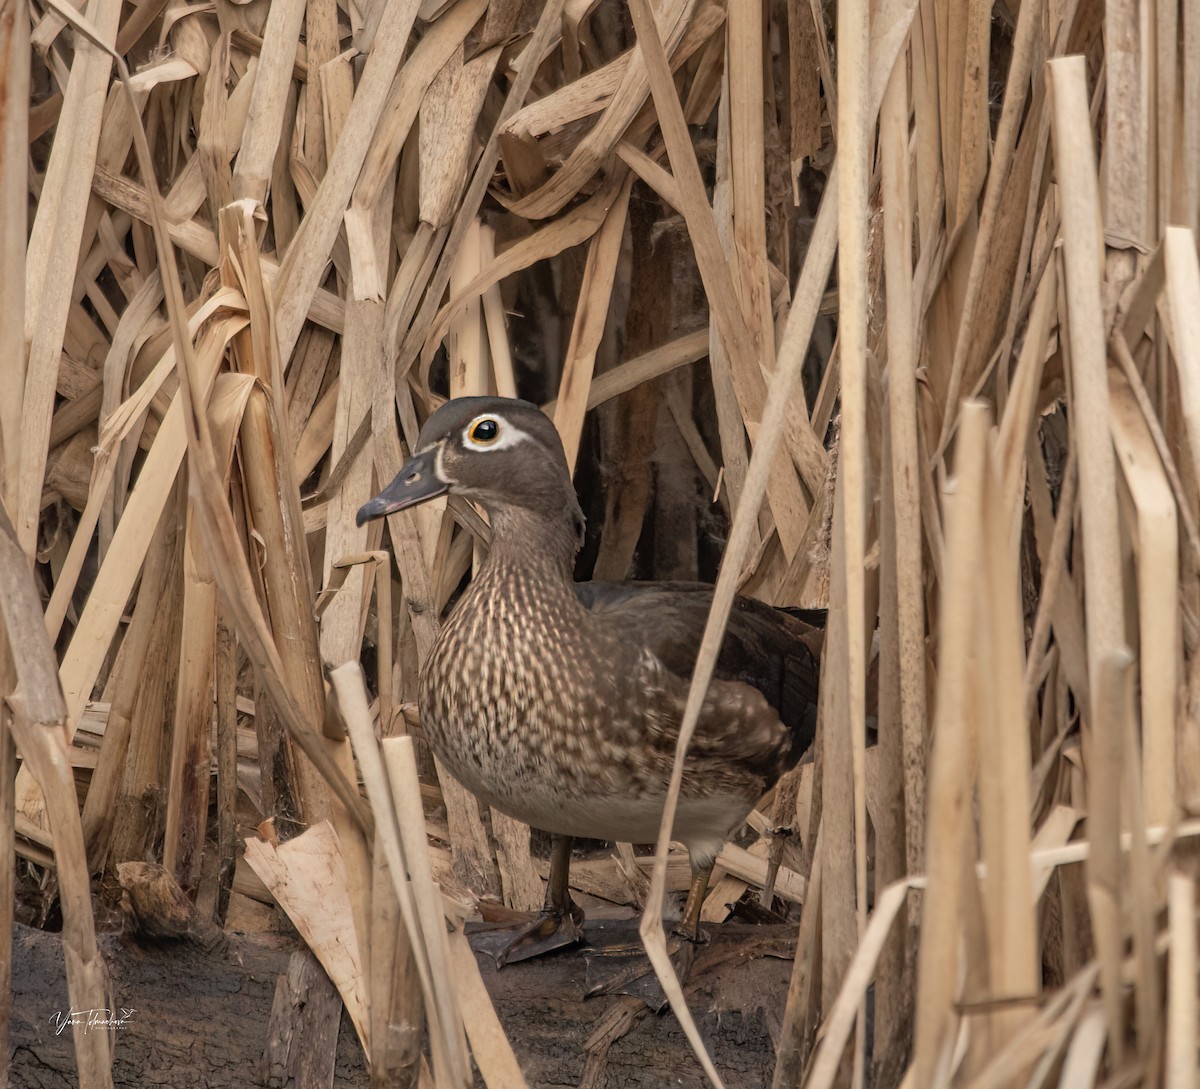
<box><xmin>356</xmin><ymin>450</ymin><xmax>448</xmax><ymax>525</ymax></box>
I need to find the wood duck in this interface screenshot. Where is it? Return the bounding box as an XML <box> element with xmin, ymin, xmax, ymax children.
<box><xmin>357</xmin><ymin>396</ymin><xmax>822</xmax><ymax>978</ymax></box>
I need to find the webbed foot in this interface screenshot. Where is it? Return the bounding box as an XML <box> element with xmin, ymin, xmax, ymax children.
<box><xmin>466</xmin><ymin>901</ymin><xmax>585</xmax><ymax>967</ymax></box>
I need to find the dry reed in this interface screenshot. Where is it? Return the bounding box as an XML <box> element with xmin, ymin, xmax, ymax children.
<box><xmin>1</xmin><ymin>1</ymin><xmax>1199</xmax><ymax>1088</ymax></box>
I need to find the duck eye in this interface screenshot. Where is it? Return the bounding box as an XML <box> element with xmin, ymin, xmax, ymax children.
<box><xmin>467</xmin><ymin>418</ymin><xmax>500</xmax><ymax>445</ymax></box>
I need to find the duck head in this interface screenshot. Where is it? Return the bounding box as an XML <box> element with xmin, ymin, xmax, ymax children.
<box><xmin>356</xmin><ymin>397</ymin><xmax>584</xmax><ymax>546</ymax></box>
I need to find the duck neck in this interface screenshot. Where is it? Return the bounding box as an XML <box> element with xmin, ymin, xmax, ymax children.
<box><xmin>478</xmin><ymin>503</ymin><xmax>581</xmax><ymax>590</ymax></box>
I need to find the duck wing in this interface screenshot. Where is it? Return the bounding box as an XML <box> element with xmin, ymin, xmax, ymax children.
<box><xmin>576</xmin><ymin>580</ymin><xmax>824</xmax><ymax>762</ymax></box>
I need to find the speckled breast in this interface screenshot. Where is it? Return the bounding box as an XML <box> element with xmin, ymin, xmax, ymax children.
<box><xmin>415</xmin><ymin>577</ymin><xmax>649</xmax><ymax>830</ymax></box>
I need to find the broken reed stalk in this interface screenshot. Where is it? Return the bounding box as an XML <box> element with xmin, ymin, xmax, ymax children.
<box><xmin>911</xmin><ymin>403</ymin><xmax>989</xmax><ymax>1086</ymax></box>
<box><xmin>332</xmin><ymin>661</ymin><xmax>469</xmax><ymax>1088</ymax></box>
<box><xmin>975</xmin><ymin>405</ymin><xmax>1038</xmax><ymax>1054</ymax></box>
<box><xmin>367</xmin><ymin>832</ymin><xmax>423</xmax><ymax>1088</ymax></box>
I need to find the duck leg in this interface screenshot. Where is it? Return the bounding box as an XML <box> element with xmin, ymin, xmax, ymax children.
<box><xmin>675</xmin><ymin>858</ymin><xmax>715</xmax><ymax>943</ymax></box>
<box><xmin>467</xmin><ymin>833</ymin><xmax>585</xmax><ymax>967</ymax></box>
<box><xmin>584</xmin><ymin>856</ymin><xmax>714</xmax><ymax>1009</ymax></box>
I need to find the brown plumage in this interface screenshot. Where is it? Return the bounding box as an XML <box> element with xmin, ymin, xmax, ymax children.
<box><xmin>358</xmin><ymin>396</ymin><xmax>823</xmax><ymax>964</ymax></box>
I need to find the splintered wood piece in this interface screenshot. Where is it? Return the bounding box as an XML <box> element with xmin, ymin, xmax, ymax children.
<box><xmin>116</xmin><ymin>862</ymin><xmax>226</xmax><ymax>950</ymax></box>
<box><xmin>262</xmin><ymin>950</ymin><xmax>343</xmax><ymax>1089</ymax></box>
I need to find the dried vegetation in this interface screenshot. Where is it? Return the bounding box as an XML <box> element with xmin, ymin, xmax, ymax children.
<box><xmin>1</xmin><ymin>0</ymin><xmax>1199</xmax><ymax>1086</ymax></box>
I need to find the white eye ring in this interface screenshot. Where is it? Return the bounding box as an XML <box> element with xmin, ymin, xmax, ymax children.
<box><xmin>461</xmin><ymin>414</ymin><xmax>535</xmax><ymax>452</ymax></box>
